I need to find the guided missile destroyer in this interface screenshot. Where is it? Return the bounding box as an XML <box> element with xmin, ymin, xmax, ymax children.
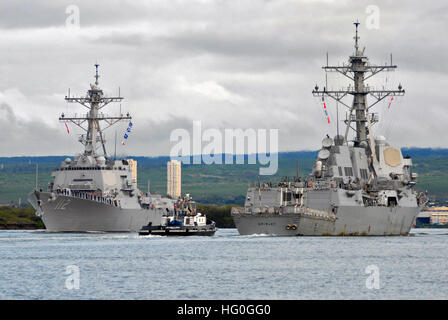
<box><xmin>232</xmin><ymin>22</ymin><xmax>427</xmax><ymax>236</ymax></box>
<box><xmin>28</xmin><ymin>65</ymin><xmax>176</xmax><ymax>232</ymax></box>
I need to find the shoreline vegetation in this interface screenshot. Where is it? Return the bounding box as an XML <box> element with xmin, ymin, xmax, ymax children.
<box><xmin>2</xmin><ymin>148</ymin><xmax>448</xmax><ymax>207</ymax></box>
<box><xmin>0</xmin><ymin>207</ymin><xmax>44</xmax><ymax>230</ymax></box>
<box><xmin>197</xmin><ymin>204</ymin><xmax>237</xmax><ymax>228</ymax></box>
<box><xmin>0</xmin><ymin>204</ymin><xmax>237</xmax><ymax>230</ymax></box>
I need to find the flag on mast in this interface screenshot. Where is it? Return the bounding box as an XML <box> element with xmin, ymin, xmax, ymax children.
<box><xmin>387</xmin><ymin>97</ymin><xmax>394</xmax><ymax>108</ymax></box>
<box><xmin>322</xmin><ymin>102</ymin><xmax>331</xmax><ymax>124</ymax></box>
<box><xmin>122</xmin><ymin>121</ymin><xmax>133</xmax><ymax>146</ymax></box>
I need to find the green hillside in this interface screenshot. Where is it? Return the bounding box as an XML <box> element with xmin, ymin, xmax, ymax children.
<box><xmin>0</xmin><ymin>149</ymin><xmax>447</xmax><ymax>207</ymax></box>
<box><xmin>0</xmin><ymin>206</ymin><xmax>44</xmax><ymax>229</ymax></box>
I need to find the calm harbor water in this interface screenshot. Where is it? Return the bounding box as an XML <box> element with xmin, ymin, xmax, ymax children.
<box><xmin>0</xmin><ymin>228</ymin><xmax>447</xmax><ymax>300</ymax></box>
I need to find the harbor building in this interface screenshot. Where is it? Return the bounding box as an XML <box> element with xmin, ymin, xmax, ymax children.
<box><xmin>427</xmin><ymin>207</ymin><xmax>448</xmax><ymax>225</ymax></box>
<box><xmin>416</xmin><ymin>207</ymin><xmax>448</xmax><ymax>226</ymax></box>
<box><xmin>167</xmin><ymin>160</ymin><xmax>181</xmax><ymax>199</ymax></box>
<box><xmin>128</xmin><ymin>159</ymin><xmax>138</xmax><ymax>184</ymax></box>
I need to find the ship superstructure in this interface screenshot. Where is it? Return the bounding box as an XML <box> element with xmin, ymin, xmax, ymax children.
<box><xmin>232</xmin><ymin>22</ymin><xmax>427</xmax><ymax>236</ymax></box>
<box><xmin>28</xmin><ymin>65</ymin><xmax>176</xmax><ymax>232</ymax></box>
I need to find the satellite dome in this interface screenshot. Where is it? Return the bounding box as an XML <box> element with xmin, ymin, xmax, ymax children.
<box><xmin>318</xmin><ymin>149</ymin><xmax>330</xmax><ymax>160</ymax></box>
<box><xmin>64</xmin><ymin>158</ymin><xmax>72</xmax><ymax>164</ymax></box>
<box><xmin>322</xmin><ymin>137</ymin><xmax>333</xmax><ymax>148</ymax></box>
<box><xmin>96</xmin><ymin>156</ymin><xmax>106</xmax><ymax>166</ymax></box>
<box><xmin>375</xmin><ymin>135</ymin><xmax>387</xmax><ymax>145</ymax></box>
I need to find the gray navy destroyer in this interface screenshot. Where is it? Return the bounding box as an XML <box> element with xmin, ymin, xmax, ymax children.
<box><xmin>232</xmin><ymin>22</ymin><xmax>428</xmax><ymax>236</ymax></box>
<box><xmin>28</xmin><ymin>65</ymin><xmax>176</xmax><ymax>232</ymax></box>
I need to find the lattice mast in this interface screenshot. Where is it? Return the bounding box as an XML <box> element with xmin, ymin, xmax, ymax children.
<box><xmin>312</xmin><ymin>21</ymin><xmax>405</xmax><ymax>148</ymax></box>
<box><xmin>60</xmin><ymin>64</ymin><xmax>131</xmax><ymax>159</ymax></box>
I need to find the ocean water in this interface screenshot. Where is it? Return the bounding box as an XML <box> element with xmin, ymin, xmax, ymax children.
<box><xmin>0</xmin><ymin>228</ymin><xmax>447</xmax><ymax>300</ymax></box>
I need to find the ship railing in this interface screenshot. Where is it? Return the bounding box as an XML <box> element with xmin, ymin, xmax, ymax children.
<box><xmin>55</xmin><ymin>189</ymin><xmax>119</xmax><ymax>207</ymax></box>
<box><xmin>57</xmin><ymin>166</ymin><xmax>129</xmax><ymax>171</ymax></box>
<box><xmin>232</xmin><ymin>204</ymin><xmax>336</xmax><ymax>221</ymax></box>
<box><xmin>232</xmin><ymin>206</ymin><xmax>282</xmax><ymax>215</ymax></box>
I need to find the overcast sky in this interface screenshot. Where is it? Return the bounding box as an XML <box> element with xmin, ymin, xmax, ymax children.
<box><xmin>0</xmin><ymin>0</ymin><xmax>446</xmax><ymax>157</ymax></box>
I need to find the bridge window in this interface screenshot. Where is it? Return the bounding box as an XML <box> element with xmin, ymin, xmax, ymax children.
<box><xmin>282</xmin><ymin>191</ymin><xmax>292</xmax><ymax>202</ymax></box>
<box><xmin>344</xmin><ymin>167</ymin><xmax>353</xmax><ymax>176</ymax></box>
<box><xmin>360</xmin><ymin>169</ymin><xmax>369</xmax><ymax>180</ymax></box>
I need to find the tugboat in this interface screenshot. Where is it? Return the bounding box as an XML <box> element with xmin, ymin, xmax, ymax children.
<box><xmin>139</xmin><ymin>194</ymin><xmax>217</xmax><ymax>236</ymax></box>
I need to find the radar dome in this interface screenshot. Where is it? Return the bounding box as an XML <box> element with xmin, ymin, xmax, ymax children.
<box><xmin>375</xmin><ymin>135</ymin><xmax>387</xmax><ymax>145</ymax></box>
<box><xmin>318</xmin><ymin>149</ymin><xmax>330</xmax><ymax>160</ymax></box>
<box><xmin>96</xmin><ymin>156</ymin><xmax>106</xmax><ymax>166</ymax></box>
<box><xmin>322</xmin><ymin>137</ymin><xmax>333</xmax><ymax>148</ymax></box>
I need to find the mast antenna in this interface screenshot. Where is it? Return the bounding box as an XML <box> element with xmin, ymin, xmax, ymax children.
<box><xmin>312</xmin><ymin>22</ymin><xmax>405</xmax><ymax>148</ymax></box>
<box><xmin>61</xmin><ymin>64</ymin><xmax>129</xmax><ymax>160</ymax></box>
<box><xmin>296</xmin><ymin>160</ymin><xmax>299</xmax><ymax>181</ymax></box>
<box><xmin>114</xmin><ymin>130</ymin><xmax>117</xmax><ymax>160</ymax></box>
<box><xmin>94</xmin><ymin>63</ymin><xmax>100</xmax><ymax>85</ymax></box>
<box><xmin>336</xmin><ymin>100</ymin><xmax>339</xmax><ymax>137</ymax></box>
<box><xmin>354</xmin><ymin>20</ymin><xmax>360</xmax><ymax>53</ymax></box>
<box><xmin>35</xmin><ymin>163</ymin><xmax>38</xmax><ymax>190</ymax></box>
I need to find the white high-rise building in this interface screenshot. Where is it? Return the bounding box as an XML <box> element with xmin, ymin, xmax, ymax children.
<box><xmin>167</xmin><ymin>160</ymin><xmax>181</xmax><ymax>199</ymax></box>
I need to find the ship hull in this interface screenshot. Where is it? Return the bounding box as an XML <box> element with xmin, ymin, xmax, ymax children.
<box><xmin>28</xmin><ymin>191</ymin><xmax>162</xmax><ymax>232</ymax></box>
<box><xmin>233</xmin><ymin>205</ymin><xmax>421</xmax><ymax>236</ymax></box>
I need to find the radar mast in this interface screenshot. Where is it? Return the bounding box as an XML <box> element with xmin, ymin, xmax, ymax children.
<box><xmin>312</xmin><ymin>21</ymin><xmax>405</xmax><ymax>150</ymax></box>
<box><xmin>60</xmin><ymin>64</ymin><xmax>131</xmax><ymax>160</ymax></box>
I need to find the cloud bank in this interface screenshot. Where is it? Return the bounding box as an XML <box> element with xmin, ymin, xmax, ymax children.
<box><xmin>0</xmin><ymin>0</ymin><xmax>446</xmax><ymax>156</ymax></box>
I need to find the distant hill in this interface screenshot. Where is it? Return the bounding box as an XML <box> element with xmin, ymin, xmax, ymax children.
<box><xmin>0</xmin><ymin>148</ymin><xmax>447</xmax><ymax>206</ymax></box>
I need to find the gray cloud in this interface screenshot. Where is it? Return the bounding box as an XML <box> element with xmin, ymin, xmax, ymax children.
<box><xmin>0</xmin><ymin>0</ymin><xmax>447</xmax><ymax>157</ymax></box>
<box><xmin>0</xmin><ymin>103</ymin><xmax>73</xmax><ymax>156</ymax></box>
